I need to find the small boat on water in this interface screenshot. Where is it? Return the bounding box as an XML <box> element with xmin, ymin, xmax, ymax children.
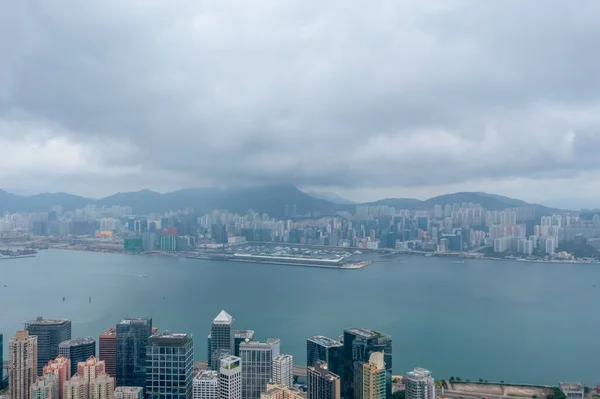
<box><xmin>451</xmin><ymin>260</ymin><xmax>465</xmax><ymax>264</ymax></box>
<box><xmin>140</xmin><ymin>273</ymin><xmax>149</xmax><ymax>278</ymax></box>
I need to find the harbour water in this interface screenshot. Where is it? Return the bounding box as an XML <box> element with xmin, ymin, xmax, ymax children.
<box><xmin>1</xmin><ymin>249</ymin><xmax>599</xmax><ymax>385</ymax></box>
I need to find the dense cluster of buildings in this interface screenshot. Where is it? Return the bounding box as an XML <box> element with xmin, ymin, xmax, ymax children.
<box><xmin>2</xmin><ymin>201</ymin><xmax>599</xmax><ymax>259</ymax></box>
<box><xmin>1</xmin><ymin>312</ymin><xmax>405</xmax><ymax>399</ymax></box>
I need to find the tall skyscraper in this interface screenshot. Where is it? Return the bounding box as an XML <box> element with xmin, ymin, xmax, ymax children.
<box><xmin>9</xmin><ymin>331</ymin><xmax>38</xmax><ymax>399</ymax></box>
<box><xmin>307</xmin><ymin>362</ymin><xmax>340</xmax><ymax>399</ymax></box>
<box><xmin>240</xmin><ymin>339</ymin><xmax>280</xmax><ymax>399</ymax></box>
<box><xmin>30</xmin><ymin>374</ymin><xmax>59</xmax><ymax>399</ymax></box>
<box><xmin>99</xmin><ymin>328</ymin><xmax>117</xmax><ymax>378</ymax></box>
<box><xmin>116</xmin><ymin>318</ymin><xmax>152</xmax><ymax>388</ymax></box>
<box><xmin>361</xmin><ymin>352</ymin><xmax>386</xmax><ymax>399</ymax></box>
<box><xmin>342</xmin><ymin>329</ymin><xmax>392</xmax><ymax>399</ymax></box>
<box><xmin>193</xmin><ymin>370</ymin><xmax>218</xmax><ymax>399</ymax></box>
<box><xmin>70</xmin><ymin>356</ymin><xmax>115</xmax><ymax>399</ymax></box>
<box><xmin>115</xmin><ymin>387</ymin><xmax>144</xmax><ymax>399</ymax></box>
<box><xmin>210</xmin><ymin>311</ymin><xmax>234</xmax><ymax>370</ymax></box>
<box><xmin>405</xmin><ymin>368</ymin><xmax>435</xmax><ymax>399</ymax></box>
<box><xmin>218</xmin><ymin>356</ymin><xmax>242</xmax><ymax>399</ymax></box>
<box><xmin>59</xmin><ymin>337</ymin><xmax>96</xmax><ymax>377</ymax></box>
<box><xmin>42</xmin><ymin>355</ymin><xmax>71</xmax><ymax>398</ymax></box>
<box><xmin>272</xmin><ymin>354</ymin><xmax>293</xmax><ymax>388</ymax></box>
<box><xmin>146</xmin><ymin>332</ymin><xmax>194</xmax><ymax>399</ymax></box>
<box><xmin>25</xmin><ymin>317</ymin><xmax>71</xmax><ymax>376</ymax></box>
<box><xmin>306</xmin><ymin>336</ymin><xmax>343</xmax><ymax>377</ymax></box>
<box><xmin>233</xmin><ymin>330</ymin><xmax>255</xmax><ymax>357</ymax></box>
<box><xmin>261</xmin><ymin>384</ymin><xmax>305</xmax><ymax>399</ymax></box>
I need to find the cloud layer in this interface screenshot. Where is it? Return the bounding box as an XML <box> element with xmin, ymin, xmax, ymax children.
<box><xmin>2</xmin><ymin>1</ymin><xmax>600</xmax><ymax>206</ymax></box>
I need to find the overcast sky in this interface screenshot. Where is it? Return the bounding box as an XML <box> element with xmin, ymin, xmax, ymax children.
<box><xmin>1</xmin><ymin>1</ymin><xmax>600</xmax><ymax>207</ymax></box>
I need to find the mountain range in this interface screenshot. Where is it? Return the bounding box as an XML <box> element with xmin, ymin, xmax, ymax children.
<box><xmin>0</xmin><ymin>184</ymin><xmax>558</xmax><ymax>216</ymax></box>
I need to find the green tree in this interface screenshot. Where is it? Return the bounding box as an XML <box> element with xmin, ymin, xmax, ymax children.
<box><xmin>450</xmin><ymin>377</ymin><xmax>455</xmax><ymax>382</ymax></box>
<box><xmin>479</xmin><ymin>379</ymin><xmax>483</xmax><ymax>383</ymax></box>
<box><xmin>501</xmin><ymin>381</ymin><xmax>505</xmax><ymax>384</ymax></box>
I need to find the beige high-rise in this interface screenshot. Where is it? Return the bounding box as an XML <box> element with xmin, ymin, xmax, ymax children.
<box><xmin>31</xmin><ymin>374</ymin><xmax>60</xmax><ymax>399</ymax></box>
<box><xmin>261</xmin><ymin>384</ymin><xmax>306</xmax><ymax>399</ymax></box>
<box><xmin>43</xmin><ymin>355</ymin><xmax>71</xmax><ymax>398</ymax></box>
<box><xmin>362</xmin><ymin>352</ymin><xmax>386</xmax><ymax>399</ymax></box>
<box><xmin>9</xmin><ymin>330</ymin><xmax>38</xmax><ymax>399</ymax></box>
<box><xmin>63</xmin><ymin>356</ymin><xmax>114</xmax><ymax>399</ymax></box>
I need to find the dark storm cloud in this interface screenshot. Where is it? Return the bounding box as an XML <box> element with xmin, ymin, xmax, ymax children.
<box><xmin>1</xmin><ymin>0</ymin><xmax>600</xmax><ymax>196</ymax></box>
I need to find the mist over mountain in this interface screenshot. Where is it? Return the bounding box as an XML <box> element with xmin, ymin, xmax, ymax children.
<box><xmin>0</xmin><ymin>185</ymin><xmax>559</xmax><ymax>216</ymax></box>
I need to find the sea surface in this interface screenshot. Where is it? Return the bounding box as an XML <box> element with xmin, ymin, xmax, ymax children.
<box><xmin>1</xmin><ymin>249</ymin><xmax>599</xmax><ymax>385</ymax></box>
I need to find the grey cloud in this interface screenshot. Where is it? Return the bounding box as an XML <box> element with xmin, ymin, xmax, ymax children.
<box><xmin>1</xmin><ymin>0</ymin><xmax>600</xmax><ymax>198</ymax></box>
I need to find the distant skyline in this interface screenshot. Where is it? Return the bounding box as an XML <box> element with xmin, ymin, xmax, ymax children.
<box><xmin>2</xmin><ymin>2</ymin><xmax>600</xmax><ymax>209</ymax></box>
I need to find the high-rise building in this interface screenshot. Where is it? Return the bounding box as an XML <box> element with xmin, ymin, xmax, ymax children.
<box><xmin>0</xmin><ymin>333</ymin><xmax>3</xmax><ymax>389</ymax></box>
<box><xmin>209</xmin><ymin>311</ymin><xmax>234</xmax><ymax>370</ymax></box>
<box><xmin>233</xmin><ymin>331</ymin><xmax>255</xmax><ymax>358</ymax></box>
<box><xmin>25</xmin><ymin>317</ymin><xmax>71</xmax><ymax>376</ymax></box>
<box><xmin>77</xmin><ymin>356</ymin><xmax>106</xmax><ymax>380</ymax></box>
<box><xmin>89</xmin><ymin>373</ymin><xmax>115</xmax><ymax>399</ymax></box>
<box><xmin>307</xmin><ymin>362</ymin><xmax>340</xmax><ymax>399</ymax></box>
<box><xmin>240</xmin><ymin>339</ymin><xmax>281</xmax><ymax>399</ymax></box>
<box><xmin>306</xmin><ymin>336</ymin><xmax>343</xmax><ymax>377</ymax></box>
<box><xmin>59</xmin><ymin>337</ymin><xmax>96</xmax><ymax>377</ymax></box>
<box><xmin>218</xmin><ymin>356</ymin><xmax>242</xmax><ymax>399</ymax></box>
<box><xmin>342</xmin><ymin>329</ymin><xmax>392</xmax><ymax>399</ymax></box>
<box><xmin>115</xmin><ymin>387</ymin><xmax>144</xmax><ymax>399</ymax></box>
<box><xmin>193</xmin><ymin>370</ymin><xmax>218</xmax><ymax>399</ymax></box>
<box><xmin>405</xmin><ymin>368</ymin><xmax>435</xmax><ymax>399</ymax></box>
<box><xmin>261</xmin><ymin>384</ymin><xmax>305</xmax><ymax>399</ymax></box>
<box><xmin>272</xmin><ymin>355</ymin><xmax>293</xmax><ymax>388</ymax></box>
<box><xmin>42</xmin><ymin>355</ymin><xmax>71</xmax><ymax>398</ymax></box>
<box><xmin>9</xmin><ymin>330</ymin><xmax>38</xmax><ymax>399</ymax></box>
<box><xmin>30</xmin><ymin>374</ymin><xmax>59</xmax><ymax>399</ymax></box>
<box><xmin>361</xmin><ymin>353</ymin><xmax>386</xmax><ymax>399</ymax></box>
<box><xmin>99</xmin><ymin>328</ymin><xmax>117</xmax><ymax>378</ymax></box>
<box><xmin>64</xmin><ymin>376</ymin><xmax>87</xmax><ymax>399</ymax></box>
<box><xmin>146</xmin><ymin>332</ymin><xmax>194</xmax><ymax>399</ymax></box>
<box><xmin>116</xmin><ymin>318</ymin><xmax>152</xmax><ymax>388</ymax></box>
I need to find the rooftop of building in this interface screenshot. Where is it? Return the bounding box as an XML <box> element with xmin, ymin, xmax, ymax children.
<box><xmin>99</xmin><ymin>328</ymin><xmax>117</xmax><ymax>337</ymax></box>
<box><xmin>559</xmin><ymin>383</ymin><xmax>585</xmax><ymax>392</ymax></box>
<box><xmin>115</xmin><ymin>387</ymin><xmax>143</xmax><ymax>393</ymax></box>
<box><xmin>25</xmin><ymin>317</ymin><xmax>70</xmax><ymax>326</ymax></box>
<box><xmin>240</xmin><ymin>338</ymin><xmax>280</xmax><ymax>348</ymax></box>
<box><xmin>195</xmin><ymin>370</ymin><xmax>218</xmax><ymax>381</ymax></box>
<box><xmin>59</xmin><ymin>337</ymin><xmax>95</xmax><ymax>347</ymax></box>
<box><xmin>220</xmin><ymin>356</ymin><xmax>241</xmax><ymax>369</ymax></box>
<box><xmin>117</xmin><ymin>317</ymin><xmax>151</xmax><ymax>326</ymax></box>
<box><xmin>149</xmin><ymin>331</ymin><xmax>192</xmax><ymax>346</ymax></box>
<box><xmin>213</xmin><ymin>310</ymin><xmax>233</xmax><ymax>324</ymax></box>
<box><xmin>406</xmin><ymin>368</ymin><xmax>433</xmax><ymax>380</ymax></box>
<box><xmin>274</xmin><ymin>354</ymin><xmax>293</xmax><ymax>360</ymax></box>
<box><xmin>264</xmin><ymin>384</ymin><xmax>306</xmax><ymax>398</ymax></box>
<box><xmin>234</xmin><ymin>330</ymin><xmax>255</xmax><ymax>338</ymax></box>
<box><xmin>309</xmin><ymin>362</ymin><xmax>340</xmax><ymax>380</ymax></box>
<box><xmin>308</xmin><ymin>336</ymin><xmax>343</xmax><ymax>347</ymax></box>
<box><xmin>345</xmin><ymin>328</ymin><xmax>390</xmax><ymax>340</ymax></box>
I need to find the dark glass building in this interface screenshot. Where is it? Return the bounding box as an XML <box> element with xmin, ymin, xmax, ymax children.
<box><xmin>342</xmin><ymin>328</ymin><xmax>392</xmax><ymax>399</ymax></box>
<box><xmin>58</xmin><ymin>337</ymin><xmax>96</xmax><ymax>377</ymax></box>
<box><xmin>307</xmin><ymin>362</ymin><xmax>341</xmax><ymax>399</ymax></box>
<box><xmin>116</xmin><ymin>317</ymin><xmax>152</xmax><ymax>388</ymax></box>
<box><xmin>233</xmin><ymin>330</ymin><xmax>254</xmax><ymax>358</ymax></box>
<box><xmin>146</xmin><ymin>332</ymin><xmax>194</xmax><ymax>399</ymax></box>
<box><xmin>25</xmin><ymin>317</ymin><xmax>72</xmax><ymax>376</ymax></box>
<box><xmin>306</xmin><ymin>336</ymin><xmax>343</xmax><ymax>377</ymax></box>
<box><xmin>209</xmin><ymin>310</ymin><xmax>233</xmax><ymax>370</ymax></box>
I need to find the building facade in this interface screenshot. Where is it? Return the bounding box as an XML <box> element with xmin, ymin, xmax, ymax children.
<box><xmin>59</xmin><ymin>337</ymin><xmax>97</xmax><ymax>377</ymax></box>
<box><xmin>218</xmin><ymin>356</ymin><xmax>242</xmax><ymax>399</ymax></box>
<box><xmin>115</xmin><ymin>387</ymin><xmax>144</xmax><ymax>399</ymax></box>
<box><xmin>405</xmin><ymin>368</ymin><xmax>435</xmax><ymax>399</ymax></box>
<box><xmin>42</xmin><ymin>355</ymin><xmax>71</xmax><ymax>398</ymax></box>
<box><xmin>272</xmin><ymin>355</ymin><xmax>293</xmax><ymax>388</ymax></box>
<box><xmin>342</xmin><ymin>329</ymin><xmax>392</xmax><ymax>399</ymax></box>
<box><xmin>233</xmin><ymin>331</ymin><xmax>254</xmax><ymax>358</ymax></box>
<box><xmin>240</xmin><ymin>339</ymin><xmax>281</xmax><ymax>399</ymax></box>
<box><xmin>25</xmin><ymin>317</ymin><xmax>71</xmax><ymax>376</ymax></box>
<box><xmin>209</xmin><ymin>311</ymin><xmax>234</xmax><ymax>370</ymax></box>
<box><xmin>30</xmin><ymin>374</ymin><xmax>59</xmax><ymax>399</ymax></box>
<box><xmin>64</xmin><ymin>376</ymin><xmax>87</xmax><ymax>399</ymax></box>
<box><xmin>99</xmin><ymin>328</ymin><xmax>117</xmax><ymax>378</ymax></box>
<box><xmin>193</xmin><ymin>370</ymin><xmax>218</xmax><ymax>399</ymax></box>
<box><xmin>306</xmin><ymin>336</ymin><xmax>343</xmax><ymax>377</ymax></box>
<box><xmin>307</xmin><ymin>362</ymin><xmax>340</xmax><ymax>399</ymax></box>
<box><xmin>9</xmin><ymin>330</ymin><xmax>38</xmax><ymax>399</ymax></box>
<box><xmin>361</xmin><ymin>353</ymin><xmax>386</xmax><ymax>399</ymax></box>
<box><xmin>146</xmin><ymin>332</ymin><xmax>194</xmax><ymax>399</ymax></box>
<box><xmin>116</xmin><ymin>318</ymin><xmax>152</xmax><ymax>388</ymax></box>
<box><xmin>89</xmin><ymin>373</ymin><xmax>115</xmax><ymax>399</ymax></box>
